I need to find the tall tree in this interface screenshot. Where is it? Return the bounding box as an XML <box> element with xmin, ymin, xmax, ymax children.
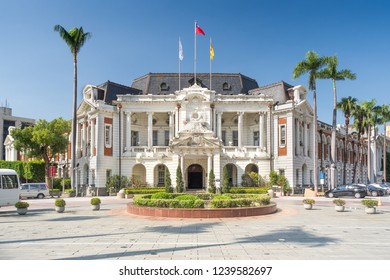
<box><xmin>11</xmin><ymin>118</ymin><xmax>71</xmax><ymax>187</ymax></box>
<box><xmin>378</xmin><ymin>104</ymin><xmax>390</xmax><ymax>181</ymax></box>
<box><xmin>54</xmin><ymin>25</ymin><xmax>91</xmax><ymax>191</ymax></box>
<box><xmin>360</xmin><ymin>99</ymin><xmax>377</xmax><ymax>183</ymax></box>
<box><xmin>176</xmin><ymin>164</ymin><xmax>184</xmax><ymax>193</ymax></box>
<box><xmin>337</xmin><ymin>96</ymin><xmax>358</xmax><ymax>184</ymax></box>
<box><xmin>164</xmin><ymin>167</ymin><xmax>173</xmax><ymax>193</ymax></box>
<box><xmin>352</xmin><ymin>103</ymin><xmax>365</xmax><ymax>183</ymax></box>
<box><xmin>293</xmin><ymin>50</ymin><xmax>327</xmax><ymax>193</ymax></box>
<box><xmin>318</xmin><ymin>55</ymin><xmax>356</xmax><ymax>189</ymax></box>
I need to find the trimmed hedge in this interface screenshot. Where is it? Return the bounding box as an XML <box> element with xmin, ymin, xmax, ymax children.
<box><xmin>133</xmin><ymin>193</ymin><xmax>271</xmax><ymax>209</ymax></box>
<box><xmin>124</xmin><ymin>187</ymin><xmax>165</xmax><ymax>194</ymax></box>
<box><xmin>229</xmin><ymin>187</ymin><xmax>269</xmax><ymax>194</ymax></box>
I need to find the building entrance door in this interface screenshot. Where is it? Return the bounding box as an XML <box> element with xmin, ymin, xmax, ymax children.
<box><xmin>187</xmin><ymin>164</ymin><xmax>203</xmax><ymax>189</ymax></box>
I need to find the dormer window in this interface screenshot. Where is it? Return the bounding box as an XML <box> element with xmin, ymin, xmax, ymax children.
<box><xmin>223</xmin><ymin>82</ymin><xmax>231</xmax><ymax>91</ymax></box>
<box><xmin>160</xmin><ymin>82</ymin><xmax>169</xmax><ymax>91</ymax></box>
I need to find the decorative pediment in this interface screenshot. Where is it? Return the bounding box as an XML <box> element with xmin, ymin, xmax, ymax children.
<box><xmin>170</xmin><ymin>133</ymin><xmax>221</xmax><ymax>149</ymax></box>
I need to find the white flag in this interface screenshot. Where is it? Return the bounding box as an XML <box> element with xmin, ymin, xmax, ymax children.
<box><xmin>179</xmin><ymin>38</ymin><xmax>184</xmax><ymax>61</ymax></box>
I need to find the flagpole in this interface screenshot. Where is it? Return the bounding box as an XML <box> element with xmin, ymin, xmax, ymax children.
<box><xmin>179</xmin><ymin>37</ymin><xmax>181</xmax><ymax>91</ymax></box>
<box><xmin>210</xmin><ymin>37</ymin><xmax>212</xmax><ymax>90</ymax></box>
<box><xmin>194</xmin><ymin>20</ymin><xmax>197</xmax><ymax>85</ymax></box>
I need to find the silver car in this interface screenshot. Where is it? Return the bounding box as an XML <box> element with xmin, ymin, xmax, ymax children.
<box><xmin>20</xmin><ymin>183</ymin><xmax>49</xmax><ymax>199</ymax></box>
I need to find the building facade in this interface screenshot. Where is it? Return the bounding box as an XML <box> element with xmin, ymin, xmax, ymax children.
<box><xmin>75</xmin><ymin>73</ymin><xmax>360</xmax><ymax>195</ymax></box>
<box><xmin>1</xmin><ymin>106</ymin><xmax>35</xmax><ymax>161</ymax></box>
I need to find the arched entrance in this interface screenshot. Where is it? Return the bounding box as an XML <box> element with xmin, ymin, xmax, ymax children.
<box><xmin>187</xmin><ymin>164</ymin><xmax>203</xmax><ymax>189</ymax></box>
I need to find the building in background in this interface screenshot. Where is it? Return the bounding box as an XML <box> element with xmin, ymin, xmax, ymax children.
<box><xmin>1</xmin><ymin>106</ymin><xmax>35</xmax><ymax>161</ymax></box>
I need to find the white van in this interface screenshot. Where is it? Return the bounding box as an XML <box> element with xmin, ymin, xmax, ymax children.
<box><xmin>0</xmin><ymin>169</ymin><xmax>20</xmax><ymax>207</ymax></box>
<box><xmin>20</xmin><ymin>183</ymin><xmax>50</xmax><ymax>199</ymax></box>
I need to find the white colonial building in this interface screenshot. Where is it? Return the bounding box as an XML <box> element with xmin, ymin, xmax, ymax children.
<box><xmin>74</xmin><ymin>73</ymin><xmax>320</xmax><ymax>195</ymax></box>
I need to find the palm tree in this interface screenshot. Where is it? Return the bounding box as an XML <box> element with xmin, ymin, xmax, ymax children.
<box><xmin>318</xmin><ymin>55</ymin><xmax>356</xmax><ymax>189</ymax></box>
<box><xmin>337</xmin><ymin>96</ymin><xmax>357</xmax><ymax>184</ymax></box>
<box><xmin>293</xmin><ymin>51</ymin><xmax>327</xmax><ymax>193</ymax></box>
<box><xmin>352</xmin><ymin>103</ymin><xmax>365</xmax><ymax>183</ymax></box>
<box><xmin>360</xmin><ymin>99</ymin><xmax>377</xmax><ymax>183</ymax></box>
<box><xmin>54</xmin><ymin>25</ymin><xmax>91</xmax><ymax>192</ymax></box>
<box><xmin>378</xmin><ymin>105</ymin><xmax>390</xmax><ymax>181</ymax></box>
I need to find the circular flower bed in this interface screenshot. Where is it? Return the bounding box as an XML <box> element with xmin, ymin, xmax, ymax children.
<box><xmin>127</xmin><ymin>193</ymin><xmax>277</xmax><ymax>218</ymax></box>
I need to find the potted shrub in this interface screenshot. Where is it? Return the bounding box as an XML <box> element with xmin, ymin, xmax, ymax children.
<box><xmin>333</xmin><ymin>198</ymin><xmax>346</xmax><ymax>212</ymax></box>
<box><xmin>55</xmin><ymin>198</ymin><xmax>66</xmax><ymax>213</ymax></box>
<box><xmin>302</xmin><ymin>198</ymin><xmax>315</xmax><ymax>210</ymax></box>
<box><xmin>361</xmin><ymin>199</ymin><xmax>378</xmax><ymax>214</ymax></box>
<box><xmin>15</xmin><ymin>201</ymin><xmax>29</xmax><ymax>215</ymax></box>
<box><xmin>90</xmin><ymin>197</ymin><xmax>101</xmax><ymax>211</ymax></box>
<box><xmin>62</xmin><ymin>189</ymin><xmax>75</xmax><ymax>198</ymax></box>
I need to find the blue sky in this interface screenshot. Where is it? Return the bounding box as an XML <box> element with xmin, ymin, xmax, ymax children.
<box><xmin>1</xmin><ymin>0</ymin><xmax>389</xmax><ymax>129</ymax></box>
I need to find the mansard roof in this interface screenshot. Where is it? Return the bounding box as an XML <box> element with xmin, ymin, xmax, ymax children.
<box><xmin>248</xmin><ymin>81</ymin><xmax>294</xmax><ymax>104</ymax></box>
<box><xmin>96</xmin><ymin>80</ymin><xmax>142</xmax><ymax>104</ymax></box>
<box><xmin>130</xmin><ymin>73</ymin><xmax>259</xmax><ymax>95</ymax></box>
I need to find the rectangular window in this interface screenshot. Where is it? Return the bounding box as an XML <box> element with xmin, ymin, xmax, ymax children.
<box><xmin>253</xmin><ymin>131</ymin><xmax>259</xmax><ymax>146</ymax></box>
<box><xmin>164</xmin><ymin>130</ymin><xmax>170</xmax><ymax>146</ymax></box>
<box><xmin>222</xmin><ymin>131</ymin><xmax>226</xmax><ymax>146</ymax></box>
<box><xmin>279</xmin><ymin>169</ymin><xmax>285</xmax><ymax>177</ymax></box>
<box><xmin>104</xmin><ymin>124</ymin><xmax>112</xmax><ymax>147</ymax></box>
<box><xmin>232</xmin><ymin>131</ymin><xmax>238</xmax><ymax>146</ymax></box>
<box><xmin>1</xmin><ymin>175</ymin><xmax>19</xmax><ymax>189</ymax></box>
<box><xmin>158</xmin><ymin>166</ymin><xmax>165</xmax><ymax>186</ymax></box>
<box><xmin>106</xmin><ymin>169</ymin><xmax>112</xmax><ymax>180</ymax></box>
<box><xmin>131</xmin><ymin>131</ymin><xmax>139</xmax><ymax>146</ymax></box>
<box><xmin>279</xmin><ymin>125</ymin><xmax>286</xmax><ymax>147</ymax></box>
<box><xmin>153</xmin><ymin>130</ymin><xmax>158</xmax><ymax>146</ymax></box>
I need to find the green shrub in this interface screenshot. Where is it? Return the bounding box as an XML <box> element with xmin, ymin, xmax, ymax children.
<box><xmin>50</xmin><ymin>188</ymin><xmax>61</xmax><ymax>193</ymax></box>
<box><xmin>151</xmin><ymin>192</ymin><xmax>174</xmax><ymax>199</ymax></box>
<box><xmin>210</xmin><ymin>194</ymin><xmax>270</xmax><ymax>208</ymax></box>
<box><xmin>302</xmin><ymin>198</ymin><xmax>315</xmax><ymax>205</ymax></box>
<box><xmin>124</xmin><ymin>187</ymin><xmax>165</xmax><ymax>194</ymax></box>
<box><xmin>269</xmin><ymin>171</ymin><xmax>279</xmax><ymax>185</ymax></box>
<box><xmin>174</xmin><ymin>194</ymin><xmax>199</xmax><ymax>201</ymax></box>
<box><xmin>55</xmin><ymin>198</ymin><xmax>66</xmax><ymax>207</ymax></box>
<box><xmin>229</xmin><ymin>187</ymin><xmax>269</xmax><ymax>194</ymax></box>
<box><xmin>64</xmin><ymin>189</ymin><xmax>75</xmax><ymax>193</ymax></box>
<box><xmin>361</xmin><ymin>199</ymin><xmax>378</xmax><ymax>208</ymax></box>
<box><xmin>208</xmin><ymin>169</ymin><xmax>216</xmax><ymax>194</ymax></box>
<box><xmin>176</xmin><ymin>165</ymin><xmax>184</xmax><ymax>193</ymax></box>
<box><xmin>15</xmin><ymin>201</ymin><xmax>29</xmax><ymax>208</ymax></box>
<box><xmin>90</xmin><ymin>198</ymin><xmax>101</xmax><ymax>205</ymax></box>
<box><xmin>333</xmin><ymin>199</ymin><xmax>346</xmax><ymax>206</ymax></box>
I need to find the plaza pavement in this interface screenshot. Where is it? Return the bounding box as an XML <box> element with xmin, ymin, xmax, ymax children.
<box><xmin>0</xmin><ymin>196</ymin><xmax>390</xmax><ymax>260</ymax></box>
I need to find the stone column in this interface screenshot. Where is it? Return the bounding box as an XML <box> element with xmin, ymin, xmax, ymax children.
<box><xmin>169</xmin><ymin>112</ymin><xmax>174</xmax><ymax>141</ymax></box>
<box><xmin>90</xmin><ymin>119</ymin><xmax>95</xmax><ymax>156</ymax></box>
<box><xmin>126</xmin><ymin>112</ymin><xmax>131</xmax><ymax>150</ymax></box>
<box><xmin>304</xmin><ymin>121</ymin><xmax>307</xmax><ymax>156</ymax></box>
<box><xmin>259</xmin><ymin>112</ymin><xmax>264</xmax><ymax>150</ymax></box>
<box><xmin>83</xmin><ymin>121</ymin><xmax>87</xmax><ymax>157</ymax></box>
<box><xmin>238</xmin><ymin>112</ymin><xmax>243</xmax><ymax>149</ymax></box>
<box><xmin>214</xmin><ymin>154</ymin><xmax>221</xmax><ymax>193</ymax></box>
<box><xmin>217</xmin><ymin>112</ymin><xmax>223</xmax><ymax>139</ymax></box>
<box><xmin>180</xmin><ymin>155</ymin><xmax>185</xmax><ymax>191</ymax></box>
<box><xmin>147</xmin><ymin>112</ymin><xmax>153</xmax><ymax>150</ymax></box>
<box><xmin>175</xmin><ymin>104</ymin><xmax>181</xmax><ymax>137</ymax></box>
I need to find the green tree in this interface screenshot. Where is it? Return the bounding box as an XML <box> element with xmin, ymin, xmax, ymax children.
<box><xmin>176</xmin><ymin>165</ymin><xmax>184</xmax><ymax>193</ymax></box>
<box><xmin>352</xmin><ymin>103</ymin><xmax>365</xmax><ymax>183</ymax></box>
<box><xmin>106</xmin><ymin>175</ymin><xmax>129</xmax><ymax>194</ymax></box>
<box><xmin>54</xmin><ymin>25</ymin><xmax>91</xmax><ymax>190</ymax></box>
<box><xmin>208</xmin><ymin>169</ymin><xmax>216</xmax><ymax>193</ymax></box>
<box><xmin>360</xmin><ymin>99</ymin><xmax>379</xmax><ymax>182</ymax></box>
<box><xmin>221</xmin><ymin>165</ymin><xmax>230</xmax><ymax>193</ymax></box>
<box><xmin>269</xmin><ymin>170</ymin><xmax>279</xmax><ymax>186</ymax></box>
<box><xmin>378</xmin><ymin>104</ymin><xmax>390</xmax><ymax>181</ymax></box>
<box><xmin>11</xmin><ymin>118</ymin><xmax>71</xmax><ymax>188</ymax></box>
<box><xmin>293</xmin><ymin>50</ymin><xmax>327</xmax><ymax>193</ymax></box>
<box><xmin>337</xmin><ymin>96</ymin><xmax>358</xmax><ymax>184</ymax></box>
<box><xmin>318</xmin><ymin>55</ymin><xmax>356</xmax><ymax>189</ymax></box>
<box><xmin>164</xmin><ymin>167</ymin><xmax>173</xmax><ymax>193</ymax></box>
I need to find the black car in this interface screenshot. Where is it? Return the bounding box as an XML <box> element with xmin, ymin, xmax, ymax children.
<box><xmin>325</xmin><ymin>184</ymin><xmax>366</xmax><ymax>198</ymax></box>
<box><xmin>366</xmin><ymin>184</ymin><xmax>386</xmax><ymax>197</ymax></box>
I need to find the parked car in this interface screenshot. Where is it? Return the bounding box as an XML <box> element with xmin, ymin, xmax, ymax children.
<box><xmin>325</xmin><ymin>184</ymin><xmax>366</xmax><ymax>198</ymax></box>
<box><xmin>379</xmin><ymin>183</ymin><xmax>390</xmax><ymax>194</ymax></box>
<box><xmin>366</xmin><ymin>184</ymin><xmax>386</xmax><ymax>197</ymax></box>
<box><xmin>20</xmin><ymin>183</ymin><xmax>49</xmax><ymax>199</ymax></box>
